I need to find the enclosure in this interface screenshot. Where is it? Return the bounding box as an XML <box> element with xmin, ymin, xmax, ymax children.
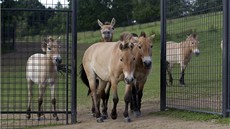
<box><xmin>161</xmin><ymin>0</ymin><xmax>230</xmax><ymax>117</ymax></box>
<box><xmin>1</xmin><ymin>0</ymin><xmax>230</xmax><ymax>129</ymax></box>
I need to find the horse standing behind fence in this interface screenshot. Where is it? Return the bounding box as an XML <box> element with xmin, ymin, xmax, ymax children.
<box><xmin>128</xmin><ymin>32</ymin><xmax>155</xmax><ymax>116</ymax></box>
<box><xmin>98</xmin><ymin>18</ymin><xmax>115</xmax><ymax>42</ymax></box>
<box><xmin>80</xmin><ymin>36</ymin><xmax>137</xmax><ymax>122</ymax></box>
<box><xmin>26</xmin><ymin>36</ymin><xmax>61</xmax><ymax>121</ymax></box>
<box><xmin>166</xmin><ymin>34</ymin><xmax>200</xmax><ymax>86</ymax></box>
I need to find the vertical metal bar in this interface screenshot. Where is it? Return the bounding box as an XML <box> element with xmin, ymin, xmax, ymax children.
<box><xmin>222</xmin><ymin>0</ymin><xmax>229</xmax><ymax>118</ymax></box>
<box><xmin>71</xmin><ymin>0</ymin><xmax>77</xmax><ymax>124</ymax></box>
<box><xmin>160</xmin><ymin>0</ymin><xmax>167</xmax><ymax>111</ymax></box>
<box><xmin>66</xmin><ymin>12</ymin><xmax>70</xmax><ymax>124</ymax></box>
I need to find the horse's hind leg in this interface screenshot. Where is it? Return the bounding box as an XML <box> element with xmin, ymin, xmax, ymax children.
<box><xmin>179</xmin><ymin>65</ymin><xmax>186</xmax><ymax>86</ymax></box>
<box><xmin>26</xmin><ymin>80</ymin><xmax>33</xmax><ymax>119</ymax></box>
<box><xmin>166</xmin><ymin>62</ymin><xmax>173</xmax><ymax>86</ymax></box>
<box><xmin>51</xmin><ymin>84</ymin><xmax>59</xmax><ymax>121</ymax></box>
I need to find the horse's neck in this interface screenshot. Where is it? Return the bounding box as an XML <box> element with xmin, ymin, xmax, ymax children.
<box><xmin>101</xmin><ymin>36</ymin><xmax>113</xmax><ymax>42</ymax></box>
<box><xmin>179</xmin><ymin>42</ymin><xmax>193</xmax><ymax>61</ymax></box>
<box><xmin>45</xmin><ymin>56</ymin><xmax>57</xmax><ymax>72</ymax></box>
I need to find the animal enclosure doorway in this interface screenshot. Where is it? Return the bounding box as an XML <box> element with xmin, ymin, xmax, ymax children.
<box><xmin>160</xmin><ymin>0</ymin><xmax>230</xmax><ymax>117</ymax></box>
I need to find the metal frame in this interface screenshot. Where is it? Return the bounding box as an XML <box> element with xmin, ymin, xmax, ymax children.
<box><xmin>222</xmin><ymin>0</ymin><xmax>230</xmax><ymax>118</ymax></box>
<box><xmin>160</xmin><ymin>0</ymin><xmax>167</xmax><ymax>111</ymax></box>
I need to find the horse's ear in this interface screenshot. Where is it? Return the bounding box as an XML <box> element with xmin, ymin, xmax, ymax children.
<box><xmin>41</xmin><ymin>40</ymin><xmax>47</xmax><ymax>52</ymax></box>
<box><xmin>47</xmin><ymin>36</ymin><xmax>54</xmax><ymax>42</ymax></box>
<box><xmin>119</xmin><ymin>42</ymin><xmax>124</xmax><ymax>50</ymax></box>
<box><xmin>111</xmin><ymin>18</ymin><xmax>116</xmax><ymax>27</ymax></box>
<box><xmin>140</xmin><ymin>31</ymin><xmax>146</xmax><ymax>37</ymax></box>
<box><xmin>129</xmin><ymin>42</ymin><xmax>134</xmax><ymax>50</ymax></box>
<box><xmin>149</xmin><ymin>34</ymin><xmax>156</xmax><ymax>40</ymax></box>
<box><xmin>97</xmin><ymin>19</ymin><xmax>103</xmax><ymax>28</ymax></box>
<box><xmin>188</xmin><ymin>33</ymin><xmax>198</xmax><ymax>39</ymax></box>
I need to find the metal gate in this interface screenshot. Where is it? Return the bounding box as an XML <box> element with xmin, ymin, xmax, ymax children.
<box><xmin>161</xmin><ymin>0</ymin><xmax>229</xmax><ymax>117</ymax></box>
<box><xmin>1</xmin><ymin>0</ymin><xmax>77</xmax><ymax>128</ymax></box>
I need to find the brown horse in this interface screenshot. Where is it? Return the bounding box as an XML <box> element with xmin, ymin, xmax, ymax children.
<box><xmin>98</xmin><ymin>18</ymin><xmax>116</xmax><ymax>42</ymax></box>
<box><xmin>26</xmin><ymin>36</ymin><xmax>61</xmax><ymax>121</ymax></box>
<box><xmin>166</xmin><ymin>34</ymin><xmax>200</xmax><ymax>86</ymax></box>
<box><xmin>80</xmin><ymin>37</ymin><xmax>136</xmax><ymax>122</ymax></box>
<box><xmin>126</xmin><ymin>32</ymin><xmax>155</xmax><ymax>117</ymax></box>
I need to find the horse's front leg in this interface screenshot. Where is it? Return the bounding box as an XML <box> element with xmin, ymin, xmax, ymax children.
<box><xmin>38</xmin><ymin>84</ymin><xmax>46</xmax><ymax>120</ymax></box>
<box><xmin>101</xmin><ymin>82</ymin><xmax>111</xmax><ymax>119</ymax></box>
<box><xmin>110</xmin><ymin>81</ymin><xmax>119</xmax><ymax>120</ymax></box>
<box><xmin>136</xmin><ymin>81</ymin><xmax>146</xmax><ymax>116</ymax></box>
<box><xmin>123</xmin><ymin>84</ymin><xmax>132</xmax><ymax>122</ymax></box>
<box><xmin>51</xmin><ymin>83</ymin><xmax>59</xmax><ymax>121</ymax></box>
<box><xmin>26</xmin><ymin>80</ymin><xmax>33</xmax><ymax>119</ymax></box>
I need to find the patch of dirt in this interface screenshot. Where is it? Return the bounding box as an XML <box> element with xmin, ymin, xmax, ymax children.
<box><xmin>43</xmin><ymin>100</ymin><xmax>229</xmax><ymax>129</ymax></box>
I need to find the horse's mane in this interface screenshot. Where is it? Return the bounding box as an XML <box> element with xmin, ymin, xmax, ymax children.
<box><xmin>104</xmin><ymin>21</ymin><xmax>111</xmax><ymax>25</ymax></box>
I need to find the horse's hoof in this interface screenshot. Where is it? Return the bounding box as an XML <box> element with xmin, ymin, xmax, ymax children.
<box><xmin>96</xmin><ymin>117</ymin><xmax>104</xmax><ymax>123</ymax></box>
<box><xmin>91</xmin><ymin>113</ymin><xmax>96</xmax><ymax>117</ymax></box>
<box><xmin>124</xmin><ymin>117</ymin><xmax>131</xmax><ymax>123</ymax></box>
<box><xmin>101</xmin><ymin>114</ymin><xmax>108</xmax><ymax>120</ymax></box>
<box><xmin>133</xmin><ymin>111</ymin><xmax>141</xmax><ymax>117</ymax></box>
<box><xmin>37</xmin><ymin>117</ymin><xmax>41</xmax><ymax>121</ymax></box>
<box><xmin>26</xmin><ymin>114</ymin><xmax>31</xmax><ymax>120</ymax></box>
<box><xmin>180</xmin><ymin>84</ymin><xmax>185</xmax><ymax>86</ymax></box>
<box><xmin>110</xmin><ymin>113</ymin><xmax>117</xmax><ymax>120</ymax></box>
<box><xmin>56</xmin><ymin>117</ymin><xmax>59</xmax><ymax>121</ymax></box>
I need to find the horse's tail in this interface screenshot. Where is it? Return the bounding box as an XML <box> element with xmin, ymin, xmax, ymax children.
<box><xmin>79</xmin><ymin>63</ymin><xmax>91</xmax><ymax>96</ymax></box>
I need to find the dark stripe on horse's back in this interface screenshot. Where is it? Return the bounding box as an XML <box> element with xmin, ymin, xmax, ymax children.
<box><xmin>79</xmin><ymin>63</ymin><xmax>91</xmax><ymax>96</ymax></box>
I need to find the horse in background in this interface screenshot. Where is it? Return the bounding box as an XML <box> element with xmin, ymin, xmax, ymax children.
<box><xmin>80</xmin><ymin>34</ymin><xmax>137</xmax><ymax>122</ymax></box>
<box><xmin>166</xmin><ymin>34</ymin><xmax>200</xmax><ymax>86</ymax></box>
<box><xmin>98</xmin><ymin>18</ymin><xmax>116</xmax><ymax>42</ymax></box>
<box><xmin>26</xmin><ymin>36</ymin><xmax>61</xmax><ymax>121</ymax></box>
<box><xmin>86</xmin><ymin>18</ymin><xmax>116</xmax><ymax>119</ymax></box>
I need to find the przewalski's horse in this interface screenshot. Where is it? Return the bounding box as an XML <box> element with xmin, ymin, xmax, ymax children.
<box><xmin>26</xmin><ymin>36</ymin><xmax>61</xmax><ymax>121</ymax></box>
<box><xmin>80</xmin><ymin>36</ymin><xmax>137</xmax><ymax>122</ymax></box>
<box><xmin>98</xmin><ymin>18</ymin><xmax>116</xmax><ymax>42</ymax></box>
<box><xmin>126</xmin><ymin>32</ymin><xmax>155</xmax><ymax>116</ymax></box>
<box><xmin>166</xmin><ymin>34</ymin><xmax>200</xmax><ymax>86</ymax></box>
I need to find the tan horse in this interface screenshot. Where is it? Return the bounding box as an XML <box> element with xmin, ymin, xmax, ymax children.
<box><xmin>98</xmin><ymin>18</ymin><xmax>116</xmax><ymax>42</ymax></box>
<box><xmin>26</xmin><ymin>36</ymin><xmax>61</xmax><ymax>121</ymax></box>
<box><xmin>80</xmin><ymin>38</ymin><xmax>136</xmax><ymax>122</ymax></box>
<box><xmin>166</xmin><ymin>34</ymin><xmax>200</xmax><ymax>86</ymax></box>
<box><xmin>128</xmin><ymin>32</ymin><xmax>155</xmax><ymax>116</ymax></box>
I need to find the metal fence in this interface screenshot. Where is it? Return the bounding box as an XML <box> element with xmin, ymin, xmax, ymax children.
<box><xmin>1</xmin><ymin>0</ymin><xmax>77</xmax><ymax>128</ymax></box>
<box><xmin>161</xmin><ymin>0</ymin><xmax>229</xmax><ymax>117</ymax></box>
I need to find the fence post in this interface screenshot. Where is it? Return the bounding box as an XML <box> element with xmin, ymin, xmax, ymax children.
<box><xmin>71</xmin><ymin>0</ymin><xmax>77</xmax><ymax>123</ymax></box>
<box><xmin>160</xmin><ymin>0</ymin><xmax>167</xmax><ymax>111</ymax></box>
<box><xmin>222</xmin><ymin>0</ymin><xmax>230</xmax><ymax>118</ymax></box>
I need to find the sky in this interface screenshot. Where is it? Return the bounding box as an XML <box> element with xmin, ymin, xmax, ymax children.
<box><xmin>39</xmin><ymin>0</ymin><xmax>69</xmax><ymax>8</ymax></box>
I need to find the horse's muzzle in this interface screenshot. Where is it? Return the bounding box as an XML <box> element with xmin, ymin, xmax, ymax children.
<box><xmin>144</xmin><ymin>61</ymin><xmax>152</xmax><ymax>69</ymax></box>
<box><xmin>124</xmin><ymin>77</ymin><xmax>134</xmax><ymax>84</ymax></box>
<box><xmin>193</xmin><ymin>49</ymin><xmax>200</xmax><ymax>56</ymax></box>
<box><xmin>55</xmin><ymin>57</ymin><xmax>62</xmax><ymax>64</ymax></box>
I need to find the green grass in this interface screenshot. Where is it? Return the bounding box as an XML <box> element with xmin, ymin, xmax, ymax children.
<box><xmin>151</xmin><ymin>108</ymin><xmax>230</xmax><ymax>125</ymax></box>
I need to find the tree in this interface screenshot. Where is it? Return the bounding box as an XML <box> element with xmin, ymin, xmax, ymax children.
<box><xmin>192</xmin><ymin>0</ymin><xmax>222</xmax><ymax>15</ymax></box>
<box><xmin>132</xmin><ymin>0</ymin><xmax>160</xmax><ymax>23</ymax></box>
